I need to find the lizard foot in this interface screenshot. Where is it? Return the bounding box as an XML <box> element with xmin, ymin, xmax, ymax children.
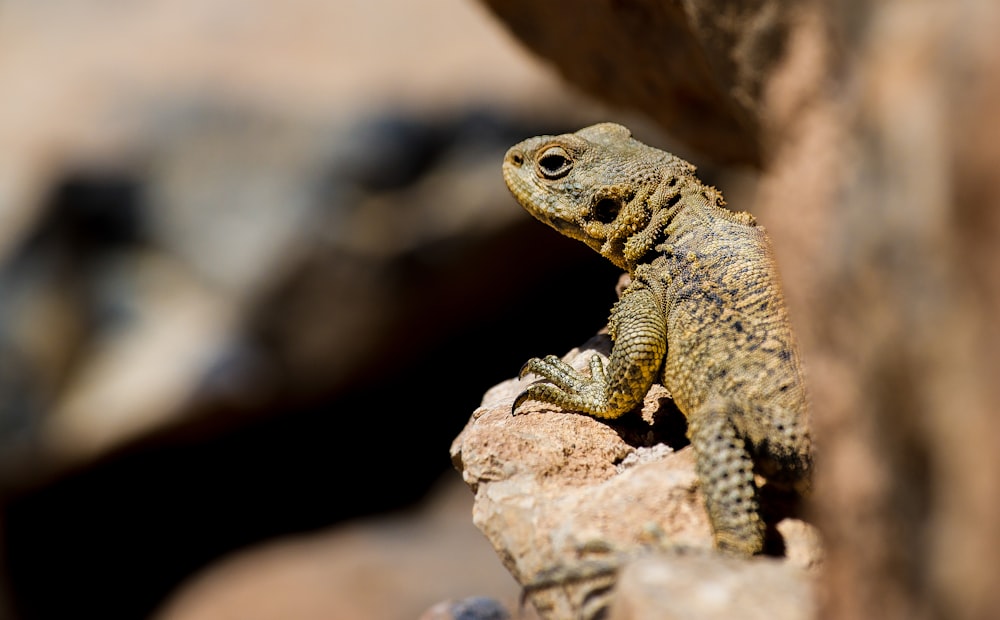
<box><xmin>512</xmin><ymin>354</ymin><xmax>609</xmax><ymax>416</ymax></box>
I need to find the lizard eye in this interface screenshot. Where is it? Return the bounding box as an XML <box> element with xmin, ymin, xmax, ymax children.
<box><xmin>536</xmin><ymin>146</ymin><xmax>572</xmax><ymax>179</ymax></box>
<box><xmin>592</xmin><ymin>197</ymin><xmax>620</xmax><ymax>223</ymax></box>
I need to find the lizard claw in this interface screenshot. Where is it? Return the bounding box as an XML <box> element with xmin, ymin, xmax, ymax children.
<box><xmin>511</xmin><ymin>390</ymin><xmax>531</xmax><ymax>416</ymax></box>
<box><xmin>518</xmin><ymin>358</ymin><xmax>538</xmax><ymax>379</ymax></box>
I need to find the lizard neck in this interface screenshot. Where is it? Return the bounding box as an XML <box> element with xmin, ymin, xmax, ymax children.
<box><xmin>620</xmin><ymin>175</ymin><xmax>731</xmax><ymax>272</ymax></box>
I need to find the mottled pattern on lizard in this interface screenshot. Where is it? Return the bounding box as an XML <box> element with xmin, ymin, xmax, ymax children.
<box><xmin>503</xmin><ymin>123</ymin><xmax>812</xmax><ymax>556</ymax></box>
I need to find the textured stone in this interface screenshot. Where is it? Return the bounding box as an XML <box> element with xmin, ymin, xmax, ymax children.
<box><xmin>609</xmin><ymin>554</ymin><xmax>814</xmax><ymax>620</ymax></box>
<box><xmin>480</xmin><ymin>0</ymin><xmax>801</xmax><ymax>165</ymax></box>
<box><xmin>452</xmin><ymin>336</ymin><xmax>822</xmax><ymax>618</ymax></box>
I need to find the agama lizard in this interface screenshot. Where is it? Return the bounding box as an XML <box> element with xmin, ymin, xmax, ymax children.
<box><xmin>504</xmin><ymin>123</ymin><xmax>812</xmax><ymax>557</ymax></box>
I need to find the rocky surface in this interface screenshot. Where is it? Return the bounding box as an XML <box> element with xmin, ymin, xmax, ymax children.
<box><xmin>480</xmin><ymin>0</ymin><xmax>797</xmax><ymax>166</ymax></box>
<box><xmin>609</xmin><ymin>554</ymin><xmax>814</xmax><ymax>620</ymax></box>
<box><xmin>451</xmin><ymin>330</ymin><xmax>822</xmax><ymax>618</ymax></box>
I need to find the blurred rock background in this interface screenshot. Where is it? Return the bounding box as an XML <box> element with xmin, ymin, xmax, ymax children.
<box><xmin>3</xmin><ymin>1</ymin><xmax>1000</xmax><ymax>619</ymax></box>
<box><xmin>0</xmin><ymin>1</ymin><xmax>634</xmax><ymax>618</ymax></box>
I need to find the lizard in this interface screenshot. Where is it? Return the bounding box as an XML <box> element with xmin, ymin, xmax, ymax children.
<box><xmin>503</xmin><ymin>122</ymin><xmax>812</xmax><ymax>557</ymax></box>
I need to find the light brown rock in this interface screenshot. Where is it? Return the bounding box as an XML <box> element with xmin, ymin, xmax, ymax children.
<box><xmin>479</xmin><ymin>0</ymin><xmax>801</xmax><ymax>165</ymax></box>
<box><xmin>609</xmin><ymin>554</ymin><xmax>815</xmax><ymax>620</ymax></box>
<box><xmin>451</xmin><ymin>336</ymin><xmax>822</xmax><ymax>618</ymax></box>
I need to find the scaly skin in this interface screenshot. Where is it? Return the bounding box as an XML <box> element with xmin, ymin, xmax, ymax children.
<box><xmin>503</xmin><ymin>123</ymin><xmax>812</xmax><ymax>556</ymax></box>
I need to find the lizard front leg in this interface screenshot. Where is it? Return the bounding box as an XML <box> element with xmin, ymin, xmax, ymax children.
<box><xmin>513</xmin><ymin>286</ymin><xmax>667</xmax><ymax>420</ymax></box>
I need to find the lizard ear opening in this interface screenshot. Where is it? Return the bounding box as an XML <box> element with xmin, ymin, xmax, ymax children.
<box><xmin>590</xmin><ymin>185</ymin><xmax>632</xmax><ymax>224</ymax></box>
<box><xmin>592</xmin><ymin>197</ymin><xmax>621</xmax><ymax>223</ymax></box>
<box><xmin>536</xmin><ymin>146</ymin><xmax>573</xmax><ymax>180</ymax></box>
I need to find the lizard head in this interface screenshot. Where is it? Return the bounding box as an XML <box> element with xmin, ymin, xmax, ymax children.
<box><xmin>503</xmin><ymin>123</ymin><xmax>694</xmax><ymax>269</ymax></box>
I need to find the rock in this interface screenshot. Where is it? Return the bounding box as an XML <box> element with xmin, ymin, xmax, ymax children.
<box><xmin>451</xmin><ymin>335</ymin><xmax>822</xmax><ymax>619</ymax></box>
<box><xmin>609</xmin><ymin>554</ymin><xmax>815</xmax><ymax>620</ymax></box>
<box><xmin>479</xmin><ymin>0</ymin><xmax>802</xmax><ymax>165</ymax></box>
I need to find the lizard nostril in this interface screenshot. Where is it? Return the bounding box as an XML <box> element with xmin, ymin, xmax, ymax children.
<box><xmin>507</xmin><ymin>150</ymin><xmax>524</xmax><ymax>167</ymax></box>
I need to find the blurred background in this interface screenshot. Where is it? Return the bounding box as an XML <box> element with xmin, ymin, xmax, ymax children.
<box><xmin>0</xmin><ymin>1</ymin><xmax>649</xmax><ymax>618</ymax></box>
